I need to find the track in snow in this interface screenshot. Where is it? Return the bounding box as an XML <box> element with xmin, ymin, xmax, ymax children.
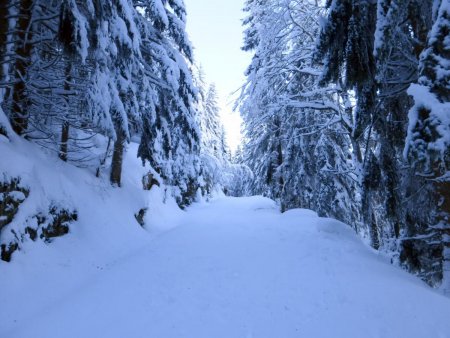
<box><xmin>1</xmin><ymin>196</ymin><xmax>450</xmax><ymax>338</ymax></box>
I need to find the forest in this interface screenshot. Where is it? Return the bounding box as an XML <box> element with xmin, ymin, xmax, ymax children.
<box><xmin>237</xmin><ymin>0</ymin><xmax>450</xmax><ymax>288</ymax></box>
<box><xmin>0</xmin><ymin>0</ymin><xmax>449</xmax><ymax>336</ymax></box>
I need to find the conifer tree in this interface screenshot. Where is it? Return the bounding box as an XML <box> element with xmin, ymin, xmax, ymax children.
<box><xmin>136</xmin><ymin>0</ymin><xmax>202</xmax><ymax>205</ymax></box>
<box><xmin>240</xmin><ymin>0</ymin><xmax>356</xmax><ymax>221</ymax></box>
<box><xmin>10</xmin><ymin>0</ymin><xmax>34</xmax><ymax>135</ymax></box>
<box><xmin>405</xmin><ymin>0</ymin><xmax>450</xmax><ymax>290</ymax></box>
<box><xmin>0</xmin><ymin>0</ymin><xmax>205</xmax><ymax>206</ymax></box>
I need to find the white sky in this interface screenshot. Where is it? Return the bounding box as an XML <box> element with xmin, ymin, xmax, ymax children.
<box><xmin>185</xmin><ymin>0</ymin><xmax>251</xmax><ymax>153</ymax></box>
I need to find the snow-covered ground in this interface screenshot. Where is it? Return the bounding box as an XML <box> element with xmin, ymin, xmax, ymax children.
<box><xmin>1</xmin><ymin>135</ymin><xmax>450</xmax><ymax>338</ymax></box>
<box><xmin>1</xmin><ymin>195</ymin><xmax>450</xmax><ymax>337</ymax></box>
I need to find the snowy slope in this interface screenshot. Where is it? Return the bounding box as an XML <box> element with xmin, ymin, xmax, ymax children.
<box><xmin>1</xmin><ymin>187</ymin><xmax>450</xmax><ymax>337</ymax></box>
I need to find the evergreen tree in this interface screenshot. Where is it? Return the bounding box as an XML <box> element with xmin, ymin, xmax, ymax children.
<box><xmin>0</xmin><ymin>0</ymin><xmax>206</xmax><ymax>206</ymax></box>
<box><xmin>10</xmin><ymin>0</ymin><xmax>34</xmax><ymax>135</ymax></box>
<box><xmin>136</xmin><ymin>0</ymin><xmax>202</xmax><ymax>205</ymax></box>
<box><xmin>405</xmin><ymin>0</ymin><xmax>450</xmax><ymax>291</ymax></box>
<box><xmin>0</xmin><ymin>1</ymin><xmax>8</xmax><ymax>100</ymax></box>
<box><xmin>193</xmin><ymin>64</ymin><xmax>232</xmax><ymax>194</ymax></box>
<box><xmin>240</xmin><ymin>0</ymin><xmax>356</xmax><ymax>221</ymax></box>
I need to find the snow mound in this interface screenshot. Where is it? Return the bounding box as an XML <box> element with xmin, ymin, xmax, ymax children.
<box><xmin>282</xmin><ymin>208</ymin><xmax>319</xmax><ymax>218</ymax></box>
<box><xmin>0</xmin><ymin>135</ymin><xmax>183</xmax><ymax>264</ymax></box>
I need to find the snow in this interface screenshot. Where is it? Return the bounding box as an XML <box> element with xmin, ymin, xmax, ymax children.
<box><xmin>0</xmin><ymin>106</ymin><xmax>13</xmax><ymax>138</ymax></box>
<box><xmin>70</xmin><ymin>0</ymin><xmax>90</xmax><ymax>63</ymax></box>
<box><xmin>151</xmin><ymin>0</ymin><xmax>170</xmax><ymax>28</ymax></box>
<box><xmin>1</xmin><ymin>197</ymin><xmax>450</xmax><ymax>335</ymax></box>
<box><xmin>7</xmin><ymin>191</ymin><xmax>26</xmax><ymax>201</ymax></box>
<box><xmin>405</xmin><ymin>83</ymin><xmax>450</xmax><ymax>159</ymax></box>
<box><xmin>1</xmin><ymin>135</ymin><xmax>450</xmax><ymax>337</ymax></box>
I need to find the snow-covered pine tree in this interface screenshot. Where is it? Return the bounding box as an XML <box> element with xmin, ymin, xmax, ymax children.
<box><xmin>371</xmin><ymin>0</ymin><xmax>441</xmax><ymax>284</ymax></box>
<box><xmin>30</xmin><ymin>0</ymin><xmax>91</xmax><ymax>163</ymax></box>
<box><xmin>0</xmin><ymin>1</ymin><xmax>8</xmax><ymax>103</ymax></box>
<box><xmin>136</xmin><ymin>0</ymin><xmax>202</xmax><ymax>206</ymax></box>
<box><xmin>0</xmin><ymin>0</ymin><xmax>12</xmax><ymax>140</ymax></box>
<box><xmin>2</xmin><ymin>0</ymin><xmax>95</xmax><ymax>162</ymax></box>
<box><xmin>0</xmin><ymin>0</ymin><xmax>205</xmax><ymax>204</ymax></box>
<box><xmin>315</xmin><ymin>0</ymin><xmax>380</xmax><ymax>244</ymax></box>
<box><xmin>405</xmin><ymin>0</ymin><xmax>450</xmax><ymax>291</ymax></box>
<box><xmin>9</xmin><ymin>0</ymin><xmax>33</xmax><ymax>135</ymax></box>
<box><xmin>83</xmin><ymin>0</ymin><xmax>141</xmax><ymax>186</ymax></box>
<box><xmin>240</xmin><ymin>0</ymin><xmax>285</xmax><ymax>201</ymax></box>
<box><xmin>192</xmin><ymin>62</ymin><xmax>232</xmax><ymax>194</ymax></box>
<box><xmin>315</xmin><ymin>0</ymin><xmax>377</xmax><ymax>141</ymax></box>
<box><xmin>203</xmin><ymin>84</ymin><xmax>226</xmax><ymax>161</ymax></box>
<box><xmin>240</xmin><ymin>0</ymin><xmax>356</xmax><ymax>222</ymax></box>
<box><xmin>315</xmin><ymin>0</ymin><xmax>449</xmax><ymax>287</ymax></box>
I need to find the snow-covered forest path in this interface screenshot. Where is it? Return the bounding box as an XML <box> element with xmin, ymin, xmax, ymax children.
<box><xmin>2</xmin><ymin>196</ymin><xmax>450</xmax><ymax>338</ymax></box>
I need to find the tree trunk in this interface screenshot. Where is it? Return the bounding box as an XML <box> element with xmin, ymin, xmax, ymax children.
<box><xmin>11</xmin><ymin>0</ymin><xmax>33</xmax><ymax>135</ymax></box>
<box><xmin>59</xmin><ymin>122</ymin><xmax>69</xmax><ymax>161</ymax></box>
<box><xmin>59</xmin><ymin>63</ymin><xmax>72</xmax><ymax>161</ymax></box>
<box><xmin>369</xmin><ymin>209</ymin><xmax>380</xmax><ymax>250</ymax></box>
<box><xmin>110</xmin><ymin>130</ymin><xmax>125</xmax><ymax>187</ymax></box>
<box><xmin>0</xmin><ymin>1</ymin><xmax>8</xmax><ymax>82</ymax></box>
<box><xmin>437</xmin><ymin>178</ymin><xmax>450</xmax><ymax>293</ymax></box>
